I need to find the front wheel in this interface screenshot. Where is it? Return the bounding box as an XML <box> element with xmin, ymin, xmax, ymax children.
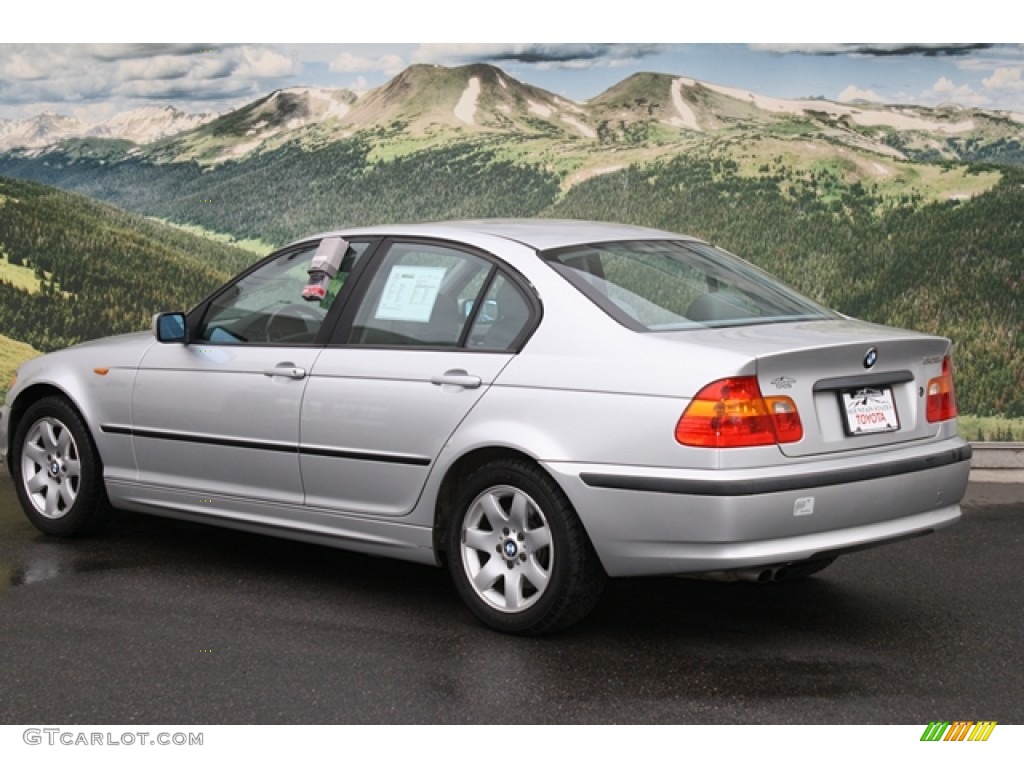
<box><xmin>447</xmin><ymin>459</ymin><xmax>606</xmax><ymax>635</ymax></box>
<box><xmin>12</xmin><ymin>396</ymin><xmax>111</xmax><ymax>537</ymax></box>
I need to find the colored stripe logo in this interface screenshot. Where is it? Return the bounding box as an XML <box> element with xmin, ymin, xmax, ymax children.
<box><xmin>920</xmin><ymin>721</ymin><xmax>997</xmax><ymax>741</ymax></box>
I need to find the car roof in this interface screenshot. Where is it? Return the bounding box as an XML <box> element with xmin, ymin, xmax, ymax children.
<box><xmin>295</xmin><ymin>219</ymin><xmax>702</xmax><ymax>252</ymax></box>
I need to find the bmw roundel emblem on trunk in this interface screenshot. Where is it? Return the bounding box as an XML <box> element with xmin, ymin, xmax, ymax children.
<box><xmin>864</xmin><ymin>347</ymin><xmax>878</xmax><ymax>369</ymax></box>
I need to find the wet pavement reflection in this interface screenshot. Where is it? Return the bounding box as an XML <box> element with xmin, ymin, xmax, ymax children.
<box><xmin>1</xmin><ymin>470</ymin><xmax>1021</xmax><ymax>724</ymax></box>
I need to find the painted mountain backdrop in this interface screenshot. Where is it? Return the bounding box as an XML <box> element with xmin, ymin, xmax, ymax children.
<box><xmin>1</xmin><ymin>63</ymin><xmax>1022</xmax><ymax>422</ymax></box>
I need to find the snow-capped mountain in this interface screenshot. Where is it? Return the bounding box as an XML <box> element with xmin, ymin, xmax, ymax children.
<box><xmin>0</xmin><ymin>106</ymin><xmax>215</xmax><ymax>151</ymax></box>
<box><xmin>334</xmin><ymin>63</ymin><xmax>591</xmax><ymax>136</ymax></box>
<box><xmin>1</xmin><ymin>64</ymin><xmax>1021</xmax><ymax>168</ymax></box>
<box><xmin>0</xmin><ymin>113</ymin><xmax>88</xmax><ymax>150</ymax></box>
<box><xmin>90</xmin><ymin>106</ymin><xmax>215</xmax><ymax>143</ymax></box>
<box><xmin>155</xmin><ymin>86</ymin><xmax>360</xmax><ymax>163</ymax></box>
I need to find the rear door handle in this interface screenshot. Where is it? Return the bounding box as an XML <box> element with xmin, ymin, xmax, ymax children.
<box><xmin>263</xmin><ymin>363</ymin><xmax>307</xmax><ymax>380</ymax></box>
<box><xmin>431</xmin><ymin>369</ymin><xmax>482</xmax><ymax>389</ymax></box>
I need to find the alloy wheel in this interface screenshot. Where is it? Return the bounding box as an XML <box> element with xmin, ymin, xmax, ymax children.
<box><xmin>459</xmin><ymin>484</ymin><xmax>553</xmax><ymax>613</ymax></box>
<box><xmin>20</xmin><ymin>416</ymin><xmax>82</xmax><ymax>520</ymax></box>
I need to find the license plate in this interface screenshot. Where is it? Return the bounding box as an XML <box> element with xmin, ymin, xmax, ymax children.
<box><xmin>841</xmin><ymin>386</ymin><xmax>900</xmax><ymax>435</ymax></box>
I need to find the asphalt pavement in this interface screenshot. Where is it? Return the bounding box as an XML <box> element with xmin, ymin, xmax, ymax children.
<box><xmin>0</xmin><ymin>466</ymin><xmax>1020</xmax><ymax>724</ymax></box>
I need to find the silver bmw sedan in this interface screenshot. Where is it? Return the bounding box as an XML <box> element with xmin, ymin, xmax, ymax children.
<box><xmin>0</xmin><ymin>219</ymin><xmax>971</xmax><ymax>634</ymax></box>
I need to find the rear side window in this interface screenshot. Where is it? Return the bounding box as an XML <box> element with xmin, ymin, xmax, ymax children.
<box><xmin>349</xmin><ymin>242</ymin><xmax>486</xmax><ymax>346</ymax></box>
<box><xmin>466</xmin><ymin>273</ymin><xmax>532</xmax><ymax>350</ymax></box>
<box><xmin>544</xmin><ymin>240</ymin><xmax>835</xmax><ymax>331</ymax></box>
<box><xmin>347</xmin><ymin>241</ymin><xmax>534</xmax><ymax>351</ymax></box>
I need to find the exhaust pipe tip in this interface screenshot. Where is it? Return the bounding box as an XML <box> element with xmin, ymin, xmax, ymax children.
<box><xmin>683</xmin><ymin>557</ymin><xmax>836</xmax><ymax>584</ymax></box>
<box><xmin>683</xmin><ymin>567</ymin><xmax>778</xmax><ymax>583</ymax></box>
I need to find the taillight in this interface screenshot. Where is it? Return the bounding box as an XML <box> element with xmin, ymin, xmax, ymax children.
<box><xmin>675</xmin><ymin>376</ymin><xmax>803</xmax><ymax>448</ymax></box>
<box><xmin>926</xmin><ymin>355</ymin><xmax>958</xmax><ymax>422</ymax></box>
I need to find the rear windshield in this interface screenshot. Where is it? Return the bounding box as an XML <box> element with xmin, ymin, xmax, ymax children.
<box><xmin>543</xmin><ymin>239</ymin><xmax>836</xmax><ymax>331</ymax></box>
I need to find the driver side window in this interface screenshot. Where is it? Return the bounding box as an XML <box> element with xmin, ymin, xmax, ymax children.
<box><xmin>199</xmin><ymin>241</ymin><xmax>367</xmax><ymax>345</ymax></box>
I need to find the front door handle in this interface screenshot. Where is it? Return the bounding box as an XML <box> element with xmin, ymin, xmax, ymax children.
<box><xmin>264</xmin><ymin>363</ymin><xmax>307</xmax><ymax>380</ymax></box>
<box><xmin>430</xmin><ymin>369</ymin><xmax>482</xmax><ymax>389</ymax></box>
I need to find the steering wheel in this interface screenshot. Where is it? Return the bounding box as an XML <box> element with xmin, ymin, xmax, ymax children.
<box><xmin>263</xmin><ymin>303</ymin><xmax>326</xmax><ymax>343</ymax></box>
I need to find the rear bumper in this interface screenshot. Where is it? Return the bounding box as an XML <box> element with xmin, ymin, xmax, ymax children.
<box><xmin>543</xmin><ymin>438</ymin><xmax>971</xmax><ymax>578</ymax></box>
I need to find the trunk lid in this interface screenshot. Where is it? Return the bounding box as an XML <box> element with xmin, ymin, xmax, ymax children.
<box><xmin>675</xmin><ymin>319</ymin><xmax>953</xmax><ymax>458</ymax></box>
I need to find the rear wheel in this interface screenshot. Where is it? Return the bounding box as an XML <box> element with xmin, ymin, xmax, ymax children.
<box><xmin>447</xmin><ymin>459</ymin><xmax>606</xmax><ymax>635</ymax></box>
<box><xmin>12</xmin><ymin>396</ymin><xmax>111</xmax><ymax>537</ymax></box>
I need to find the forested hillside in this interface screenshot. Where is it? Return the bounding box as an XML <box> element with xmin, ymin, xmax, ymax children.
<box><xmin>0</xmin><ymin>333</ymin><xmax>38</xmax><ymax>401</ymax></box>
<box><xmin>0</xmin><ymin>176</ymin><xmax>256</xmax><ymax>352</ymax></box>
<box><xmin>0</xmin><ymin>139</ymin><xmax>563</xmax><ymax>245</ymax></box>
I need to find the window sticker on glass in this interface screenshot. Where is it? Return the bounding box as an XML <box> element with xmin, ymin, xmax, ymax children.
<box><xmin>375</xmin><ymin>265</ymin><xmax>447</xmax><ymax>322</ymax></box>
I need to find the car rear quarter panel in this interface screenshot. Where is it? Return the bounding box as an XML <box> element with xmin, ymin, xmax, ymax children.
<box><xmin>430</xmin><ymin>266</ymin><xmax>971</xmax><ymax>577</ymax></box>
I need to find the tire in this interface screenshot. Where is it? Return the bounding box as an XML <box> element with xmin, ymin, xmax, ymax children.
<box><xmin>12</xmin><ymin>396</ymin><xmax>112</xmax><ymax>537</ymax></box>
<box><xmin>447</xmin><ymin>459</ymin><xmax>606</xmax><ymax>635</ymax></box>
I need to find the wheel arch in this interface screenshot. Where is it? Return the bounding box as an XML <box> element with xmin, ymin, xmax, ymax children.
<box><xmin>9</xmin><ymin>385</ymin><xmax>115</xmax><ymax>536</ymax></box>
<box><xmin>432</xmin><ymin>446</ymin><xmax>561</xmax><ymax>562</ymax></box>
<box><xmin>436</xmin><ymin>445</ymin><xmax>608</xmax><ymax>633</ymax></box>
<box><xmin>6</xmin><ymin>383</ymin><xmax>92</xmax><ymax>473</ymax></box>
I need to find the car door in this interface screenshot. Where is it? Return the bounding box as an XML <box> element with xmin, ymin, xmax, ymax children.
<box><xmin>300</xmin><ymin>239</ymin><xmax>537</xmax><ymax>517</ymax></box>
<box><xmin>130</xmin><ymin>239</ymin><xmax>372</xmax><ymax>504</ymax></box>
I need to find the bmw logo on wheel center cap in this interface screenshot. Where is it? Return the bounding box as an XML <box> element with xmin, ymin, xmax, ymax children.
<box><xmin>864</xmin><ymin>347</ymin><xmax>878</xmax><ymax>369</ymax></box>
<box><xmin>503</xmin><ymin>540</ymin><xmax>518</xmax><ymax>558</ymax></box>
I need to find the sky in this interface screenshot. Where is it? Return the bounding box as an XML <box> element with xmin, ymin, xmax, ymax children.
<box><xmin>2</xmin><ymin>4</ymin><xmax>1022</xmax><ymax>122</ymax></box>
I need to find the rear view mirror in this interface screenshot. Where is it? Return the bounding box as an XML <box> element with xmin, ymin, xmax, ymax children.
<box><xmin>153</xmin><ymin>312</ymin><xmax>188</xmax><ymax>343</ymax></box>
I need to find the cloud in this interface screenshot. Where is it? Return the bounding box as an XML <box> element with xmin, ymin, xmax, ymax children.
<box><xmin>329</xmin><ymin>52</ymin><xmax>405</xmax><ymax>75</ymax></box>
<box><xmin>983</xmin><ymin>67</ymin><xmax>1024</xmax><ymax>91</ymax></box>
<box><xmin>922</xmin><ymin>76</ymin><xmax>990</xmax><ymax>107</ymax></box>
<box><xmin>838</xmin><ymin>85</ymin><xmax>883</xmax><ymax>103</ymax></box>
<box><xmin>80</xmin><ymin>44</ymin><xmax>226</xmax><ymax>62</ymax></box>
<box><xmin>112</xmin><ymin>80</ymin><xmax>249</xmax><ymax>101</ymax></box>
<box><xmin>347</xmin><ymin>76</ymin><xmax>370</xmax><ymax>93</ymax></box>
<box><xmin>413</xmin><ymin>43</ymin><xmax>664</xmax><ymax>67</ymax></box>
<box><xmin>0</xmin><ymin>44</ymin><xmax>300</xmax><ymax>116</ymax></box>
<box><xmin>751</xmin><ymin>44</ymin><xmax>996</xmax><ymax>57</ymax></box>
<box><xmin>116</xmin><ymin>54</ymin><xmax>231</xmax><ymax>83</ymax></box>
<box><xmin>956</xmin><ymin>52</ymin><xmax>1024</xmax><ymax>72</ymax></box>
<box><xmin>236</xmin><ymin>47</ymin><xmax>299</xmax><ymax>79</ymax></box>
<box><xmin>0</xmin><ymin>51</ymin><xmax>47</xmax><ymax>80</ymax></box>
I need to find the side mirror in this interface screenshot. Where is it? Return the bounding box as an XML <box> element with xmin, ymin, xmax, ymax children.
<box><xmin>153</xmin><ymin>312</ymin><xmax>188</xmax><ymax>344</ymax></box>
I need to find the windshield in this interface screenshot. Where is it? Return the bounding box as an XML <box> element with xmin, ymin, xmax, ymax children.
<box><xmin>543</xmin><ymin>239</ymin><xmax>836</xmax><ymax>331</ymax></box>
